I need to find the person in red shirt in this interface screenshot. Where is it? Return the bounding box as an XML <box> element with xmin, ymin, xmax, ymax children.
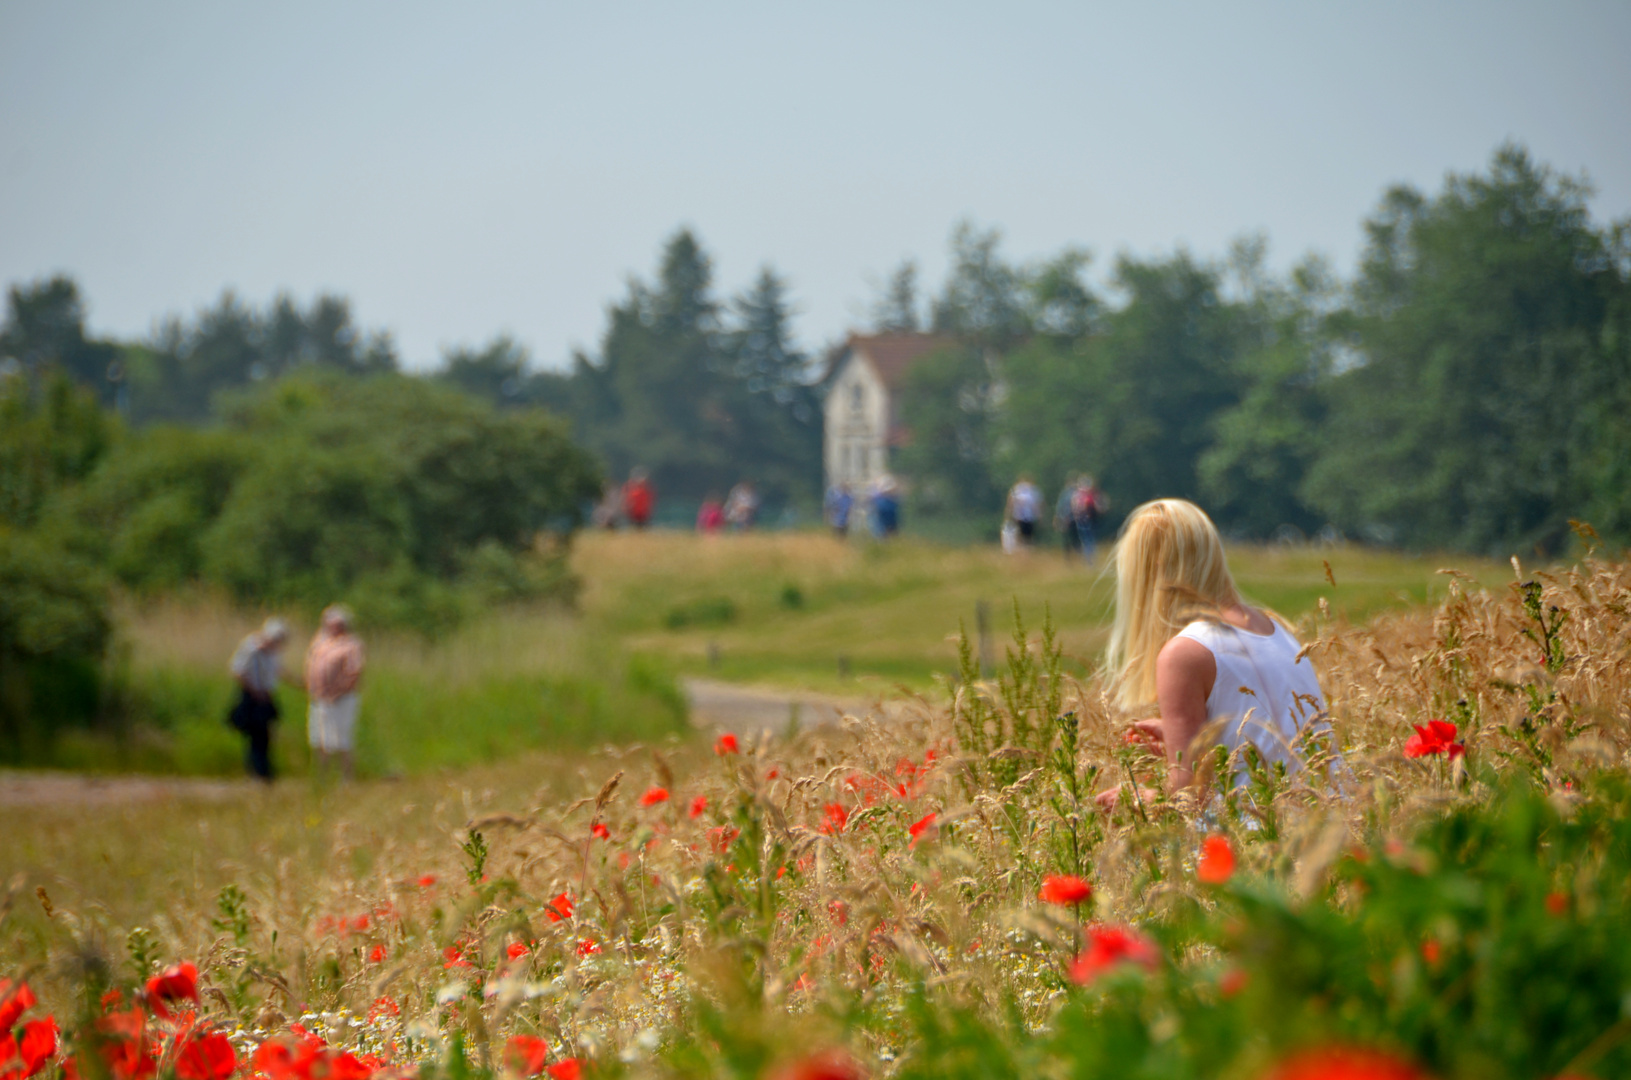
<box><xmin>622</xmin><ymin>468</ymin><xmax>655</xmax><ymax>529</ymax></box>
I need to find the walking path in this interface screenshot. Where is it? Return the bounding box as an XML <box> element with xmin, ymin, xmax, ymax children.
<box><xmin>0</xmin><ymin>680</ymin><xmax>894</xmax><ymax>807</ymax></box>
<box><xmin>682</xmin><ymin>677</ymin><xmax>883</xmax><ymax>735</ymax></box>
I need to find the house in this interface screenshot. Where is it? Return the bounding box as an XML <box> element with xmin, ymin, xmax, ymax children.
<box><xmin>821</xmin><ymin>332</ymin><xmax>954</xmax><ymax>492</ymax></box>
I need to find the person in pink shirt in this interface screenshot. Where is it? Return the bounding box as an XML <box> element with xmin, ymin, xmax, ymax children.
<box><xmin>305</xmin><ymin>605</ymin><xmax>365</xmax><ymax>781</ymax></box>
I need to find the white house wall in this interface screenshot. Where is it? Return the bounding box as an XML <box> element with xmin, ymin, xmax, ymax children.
<box><xmin>823</xmin><ymin>353</ymin><xmax>890</xmax><ymax>491</ymax></box>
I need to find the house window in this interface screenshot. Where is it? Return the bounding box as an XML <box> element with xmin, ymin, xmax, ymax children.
<box><xmin>850</xmin><ymin>384</ymin><xmax>864</xmax><ymax>412</ymax></box>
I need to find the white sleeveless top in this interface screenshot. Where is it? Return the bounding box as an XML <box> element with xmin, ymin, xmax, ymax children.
<box><xmin>1175</xmin><ymin>618</ymin><xmax>1332</xmax><ymax>786</ymax></box>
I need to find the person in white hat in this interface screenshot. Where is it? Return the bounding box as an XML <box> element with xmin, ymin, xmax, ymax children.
<box><xmin>229</xmin><ymin>616</ymin><xmax>289</xmax><ymax>781</ymax></box>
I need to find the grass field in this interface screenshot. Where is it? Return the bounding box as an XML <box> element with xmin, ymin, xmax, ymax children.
<box><xmin>3</xmin><ymin>553</ymin><xmax>1627</xmax><ymax>1079</ymax></box>
<box><xmin>49</xmin><ymin>531</ymin><xmax>1512</xmax><ymax>778</ymax></box>
<box><xmin>575</xmin><ymin>530</ymin><xmax>1515</xmax><ymax>693</ymax></box>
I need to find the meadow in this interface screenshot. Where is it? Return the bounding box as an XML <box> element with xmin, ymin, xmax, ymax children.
<box><xmin>5</xmin><ymin>534</ymin><xmax>1625</xmax><ymax>1079</ymax></box>
<box><xmin>57</xmin><ymin>531</ymin><xmax>1514</xmax><ymax>777</ymax></box>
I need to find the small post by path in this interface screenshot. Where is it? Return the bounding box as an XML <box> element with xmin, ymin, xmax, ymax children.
<box><xmin>837</xmin><ymin>654</ymin><xmax>851</xmax><ymax>680</ymax></box>
<box><xmin>975</xmin><ymin>600</ymin><xmax>993</xmax><ymax>678</ymax></box>
<box><xmin>707</xmin><ymin>641</ymin><xmax>721</xmax><ymax>670</ymax></box>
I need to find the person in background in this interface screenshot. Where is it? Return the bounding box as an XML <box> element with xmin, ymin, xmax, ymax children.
<box><xmin>869</xmin><ymin>474</ymin><xmax>901</xmax><ymax>538</ymax></box>
<box><xmin>305</xmin><ymin>605</ymin><xmax>365</xmax><ymax>782</ymax></box>
<box><xmin>1073</xmin><ymin>475</ymin><xmax>1105</xmax><ymax>563</ymax></box>
<box><xmin>1053</xmin><ymin>475</ymin><xmax>1082</xmax><ymax>558</ymax></box>
<box><xmin>591</xmin><ymin>482</ymin><xmax>622</xmax><ymax>530</ymax></box>
<box><xmin>724</xmin><ymin>481</ymin><xmax>759</xmax><ymax>531</ymax></box>
<box><xmin>824</xmin><ymin>481</ymin><xmax>854</xmax><ymax>538</ymax></box>
<box><xmin>1095</xmin><ymin>499</ymin><xmax>1339</xmax><ymax>809</ymax></box>
<box><xmin>230</xmin><ymin>617</ymin><xmax>288</xmax><ymax>782</ymax></box>
<box><xmin>1005</xmin><ymin>475</ymin><xmax>1042</xmax><ymax>548</ymax></box>
<box><xmin>622</xmin><ymin>468</ymin><xmax>655</xmax><ymax>529</ymax></box>
<box><xmin>696</xmin><ymin>492</ymin><xmax>726</xmax><ymax>533</ymax></box>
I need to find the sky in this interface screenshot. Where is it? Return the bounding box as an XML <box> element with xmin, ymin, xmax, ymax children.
<box><xmin>2</xmin><ymin>2</ymin><xmax>1628</xmax><ymax>371</ymax></box>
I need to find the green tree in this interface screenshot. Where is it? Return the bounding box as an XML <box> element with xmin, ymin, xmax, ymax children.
<box><xmin>871</xmin><ymin>260</ymin><xmax>922</xmax><ymax>332</ymax></box>
<box><xmin>0</xmin><ymin>276</ymin><xmax>122</xmax><ymax>403</ymax></box>
<box><xmin>1304</xmin><ymin>145</ymin><xmax>1628</xmax><ymax>553</ymax></box>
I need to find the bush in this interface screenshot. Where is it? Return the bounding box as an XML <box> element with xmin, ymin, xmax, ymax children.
<box><xmin>664</xmin><ymin>596</ymin><xmax>739</xmax><ymax>629</ymax></box>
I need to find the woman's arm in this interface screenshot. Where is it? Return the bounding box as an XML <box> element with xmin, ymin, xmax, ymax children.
<box><xmin>1154</xmin><ymin>636</ymin><xmax>1215</xmax><ymax>790</ymax></box>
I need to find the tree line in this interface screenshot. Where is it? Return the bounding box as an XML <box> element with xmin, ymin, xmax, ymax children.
<box><xmin>894</xmin><ymin>145</ymin><xmax>1631</xmax><ymax>556</ymax></box>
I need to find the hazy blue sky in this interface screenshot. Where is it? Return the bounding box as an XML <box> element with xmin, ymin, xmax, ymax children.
<box><xmin>3</xmin><ymin>2</ymin><xmax>1628</xmax><ymax>370</ymax></box>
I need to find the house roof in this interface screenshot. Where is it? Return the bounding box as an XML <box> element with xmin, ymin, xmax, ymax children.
<box><xmin>841</xmin><ymin>332</ymin><xmax>957</xmax><ymax>391</ymax></box>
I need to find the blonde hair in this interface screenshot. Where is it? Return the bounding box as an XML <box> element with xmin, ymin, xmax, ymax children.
<box><xmin>1105</xmin><ymin>499</ymin><xmax>1242</xmax><ymax>709</ymax></box>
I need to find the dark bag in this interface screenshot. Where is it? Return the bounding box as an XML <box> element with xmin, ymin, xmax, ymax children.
<box><xmin>228</xmin><ymin>689</ymin><xmax>277</xmax><ymax>733</ymax></box>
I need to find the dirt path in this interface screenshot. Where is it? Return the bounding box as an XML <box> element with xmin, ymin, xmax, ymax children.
<box><xmin>0</xmin><ymin>681</ymin><xmax>896</xmax><ymax>807</ymax></box>
<box><xmin>0</xmin><ymin>770</ymin><xmax>254</xmax><ymax>808</ymax></box>
<box><xmin>681</xmin><ymin>677</ymin><xmax>885</xmax><ymax>736</ymax></box>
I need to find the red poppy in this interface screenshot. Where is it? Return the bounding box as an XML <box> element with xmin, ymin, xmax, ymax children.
<box><xmin>907</xmin><ymin>813</ymin><xmax>938</xmax><ymax>848</ymax></box>
<box><xmin>505</xmin><ymin>1035</ymin><xmax>551</xmax><ymax>1076</ymax></box>
<box><xmin>715</xmin><ymin>733</ymin><xmax>740</xmax><ymax>755</ymax></box>
<box><xmin>1545</xmin><ymin>891</ymin><xmax>1569</xmax><ymax>916</ymax></box>
<box><xmin>819</xmin><ymin>803</ymin><xmax>849</xmax><ymax>835</ymax></box>
<box><xmin>0</xmin><ymin>982</ymin><xmax>36</xmax><ymax>1031</ymax></box>
<box><xmin>1219</xmin><ymin>967</ymin><xmax>1249</xmax><ymax>997</ymax></box>
<box><xmin>773</xmin><ymin>1048</ymin><xmax>864</xmax><ymax>1080</ymax></box>
<box><xmin>767</xmin><ymin>768</ymin><xmax>780</xmax><ymax>780</ymax></box>
<box><xmin>366</xmin><ymin>997</ymin><xmax>399</xmax><ymax>1022</ymax></box>
<box><xmin>1067</xmin><ymin>925</ymin><xmax>1161</xmax><ymax>984</ymax></box>
<box><xmin>1197</xmin><ymin>834</ymin><xmax>1236</xmax><ymax>885</ymax></box>
<box><xmin>1420</xmin><ymin>939</ymin><xmax>1442</xmax><ymax>966</ymax></box>
<box><xmin>545</xmin><ymin>1060</ymin><xmax>581</xmax><ymax>1080</ymax></box>
<box><xmin>174</xmin><ymin>1032</ymin><xmax>236</xmax><ymax>1080</ymax></box>
<box><xmin>689</xmin><ymin>795</ymin><xmax>708</xmax><ymax>819</ymax></box>
<box><xmin>1</xmin><ymin>1017</ymin><xmax>59</xmax><ymax>1079</ymax></box>
<box><xmin>443</xmin><ymin>946</ymin><xmax>472</xmax><ymax>970</ymax></box>
<box><xmin>707</xmin><ymin>826</ymin><xmax>740</xmax><ymax>853</ymax></box>
<box><xmin>144</xmin><ymin>962</ymin><xmax>198</xmax><ymax>1017</ymax></box>
<box><xmin>368</xmin><ymin>945</ymin><xmax>388</xmax><ymax>963</ymax></box>
<box><xmin>417</xmin><ymin>875</ymin><xmax>438</xmax><ymax>887</ymax></box>
<box><xmin>545</xmin><ymin>891</ymin><xmax>575</xmax><ymax>922</ymax></box>
<box><xmin>1403</xmin><ymin>720</ymin><xmax>1464</xmax><ymax>759</ymax></box>
<box><xmin>639</xmin><ymin>786</ymin><xmax>669</xmax><ymax>807</ymax></box>
<box><xmin>1261</xmin><ymin>1045</ymin><xmax>1425</xmax><ymax>1080</ymax></box>
<box><xmin>96</xmin><ymin>1010</ymin><xmax>155</xmax><ymax>1080</ymax></box>
<box><xmin>591</xmin><ymin>822</ymin><xmax>610</xmax><ymax>840</ymax></box>
<box><xmin>1038</xmin><ymin>875</ymin><xmax>1093</xmax><ymax>906</ymax></box>
<box><xmin>576</xmin><ymin>939</ymin><xmax>601</xmax><ymax>956</ymax></box>
<box><xmin>507</xmin><ymin>942</ymin><xmax>531</xmax><ymax>960</ymax></box>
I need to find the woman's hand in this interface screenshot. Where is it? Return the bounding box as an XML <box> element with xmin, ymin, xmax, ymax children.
<box><xmin>1125</xmin><ymin>718</ymin><xmax>1166</xmax><ymax>757</ymax></box>
<box><xmin>1094</xmin><ymin>783</ymin><xmax>1162</xmax><ymax>811</ymax></box>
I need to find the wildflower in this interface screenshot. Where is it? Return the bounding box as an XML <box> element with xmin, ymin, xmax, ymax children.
<box><xmin>1197</xmin><ymin>834</ymin><xmax>1236</xmax><ymax>885</ymax></box>
<box><xmin>1261</xmin><ymin>1045</ymin><xmax>1425</xmax><ymax>1080</ymax></box>
<box><xmin>1403</xmin><ymin>719</ymin><xmax>1464</xmax><ymax>759</ymax></box>
<box><xmin>0</xmin><ymin>981</ymin><xmax>37</xmax><ymax>1030</ymax></box>
<box><xmin>828</xmin><ymin>899</ymin><xmax>848</xmax><ymax>926</ymax></box>
<box><xmin>0</xmin><ymin>1016</ymin><xmax>58</xmax><ymax>1079</ymax></box>
<box><xmin>617</xmin><ymin>852</ymin><xmax>631</xmax><ymax>869</ymax></box>
<box><xmin>173</xmin><ymin>1032</ymin><xmax>236</xmax><ymax>1080</ymax></box>
<box><xmin>591</xmin><ymin>822</ymin><xmax>610</xmax><ymax>840</ymax></box>
<box><xmin>1038</xmin><ymin>875</ymin><xmax>1093</xmax><ymax>906</ymax></box>
<box><xmin>576</xmin><ymin>939</ymin><xmax>601</xmax><ymax>956</ymax></box>
<box><xmin>715</xmin><ymin>733</ymin><xmax>739</xmax><ymax>755</ymax></box>
<box><xmin>366</xmin><ymin>996</ymin><xmax>399</xmax><ymax>1022</ymax></box>
<box><xmin>144</xmin><ymin>962</ymin><xmax>198</xmax><ymax>1017</ymax></box>
<box><xmin>689</xmin><ymin>795</ymin><xmax>708</xmax><ymax>819</ymax></box>
<box><xmin>818</xmin><ymin>803</ymin><xmax>848</xmax><ymax>835</ymax></box>
<box><xmin>443</xmin><ymin>946</ymin><xmax>472</xmax><ymax>969</ymax></box>
<box><xmin>545</xmin><ymin>1060</ymin><xmax>582</xmax><ymax>1080</ymax></box>
<box><xmin>907</xmin><ymin>812</ymin><xmax>938</xmax><ymax>848</ymax></box>
<box><xmin>368</xmin><ymin>945</ymin><xmax>388</xmax><ymax>963</ymax></box>
<box><xmin>96</xmin><ymin>1010</ymin><xmax>155</xmax><ymax>1080</ymax></box>
<box><xmin>505</xmin><ymin>1035</ymin><xmax>551</xmax><ymax>1076</ymax></box>
<box><xmin>507</xmin><ymin>942</ymin><xmax>531</xmax><ymax>960</ymax></box>
<box><xmin>1420</xmin><ymin>939</ymin><xmax>1442</xmax><ymax>967</ymax></box>
<box><xmin>1545</xmin><ymin>891</ymin><xmax>1569</xmax><ymax>916</ymax></box>
<box><xmin>1219</xmin><ymin>967</ymin><xmax>1249</xmax><ymax>997</ymax></box>
<box><xmin>639</xmin><ymin>786</ymin><xmax>669</xmax><ymax>807</ymax></box>
<box><xmin>417</xmin><ymin>874</ymin><xmax>438</xmax><ymax>887</ymax></box>
<box><xmin>708</xmin><ymin>826</ymin><xmax>740</xmax><ymax>853</ymax></box>
<box><xmin>773</xmin><ymin>1048</ymin><xmax>864</xmax><ymax>1080</ymax></box>
<box><xmin>766</xmin><ymin>768</ymin><xmax>780</xmax><ymax>780</ymax></box>
<box><xmin>1067</xmin><ymin>924</ymin><xmax>1161</xmax><ymax>984</ymax></box>
<box><xmin>545</xmin><ymin>892</ymin><xmax>575</xmax><ymax>922</ymax></box>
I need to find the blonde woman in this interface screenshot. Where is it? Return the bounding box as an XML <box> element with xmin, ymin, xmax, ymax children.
<box><xmin>1094</xmin><ymin>499</ymin><xmax>1336</xmax><ymax>808</ymax></box>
